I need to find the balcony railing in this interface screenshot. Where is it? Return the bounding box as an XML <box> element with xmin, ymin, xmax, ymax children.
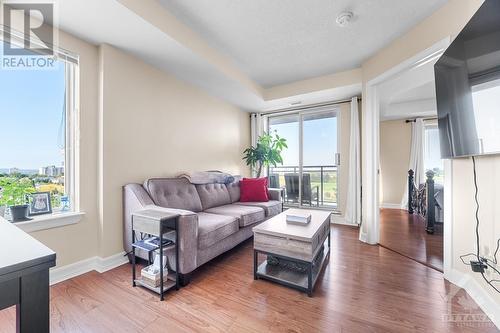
<box><xmin>268</xmin><ymin>165</ymin><xmax>338</xmax><ymax>208</ymax></box>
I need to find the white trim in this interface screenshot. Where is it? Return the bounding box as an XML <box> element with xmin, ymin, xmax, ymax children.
<box><xmin>359</xmin><ymin>83</ymin><xmax>380</xmax><ymax>244</ymax></box>
<box><xmin>330</xmin><ymin>214</ymin><xmax>358</xmax><ymax>226</ymax></box>
<box><xmin>380</xmin><ymin>203</ymin><xmax>403</xmax><ymax>209</ymax></box>
<box><xmin>443</xmin><ymin>159</ymin><xmax>453</xmax><ymax>277</ymax></box>
<box><xmin>13</xmin><ymin>211</ymin><xmax>85</xmax><ymax>233</ymax></box>
<box><xmin>361</xmin><ymin>37</ymin><xmax>451</xmax><ymax>246</ymax></box>
<box><xmin>94</xmin><ymin>252</ymin><xmax>129</xmax><ymax>273</ymax></box>
<box><xmin>445</xmin><ymin>268</ymin><xmax>500</xmax><ymax>329</ymax></box>
<box><xmin>49</xmin><ymin>256</ymin><xmax>95</xmax><ymax>285</ymax></box>
<box><xmin>50</xmin><ymin>251</ymin><xmax>128</xmax><ymax>285</ymax></box>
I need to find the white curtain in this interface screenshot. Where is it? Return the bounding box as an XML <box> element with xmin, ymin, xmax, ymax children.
<box><xmin>401</xmin><ymin>118</ymin><xmax>425</xmax><ymax>209</ymax></box>
<box><xmin>344</xmin><ymin>97</ymin><xmax>361</xmax><ymax>225</ymax></box>
<box><xmin>250</xmin><ymin>113</ymin><xmax>268</xmax><ymax>177</ymax></box>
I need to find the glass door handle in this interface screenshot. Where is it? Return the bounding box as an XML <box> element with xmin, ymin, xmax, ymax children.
<box><xmin>335</xmin><ymin>153</ymin><xmax>341</xmax><ymax>166</ymax></box>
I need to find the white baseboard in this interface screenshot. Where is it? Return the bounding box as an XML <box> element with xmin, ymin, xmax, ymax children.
<box><xmin>330</xmin><ymin>214</ymin><xmax>358</xmax><ymax>226</ymax></box>
<box><xmin>94</xmin><ymin>252</ymin><xmax>129</xmax><ymax>273</ymax></box>
<box><xmin>380</xmin><ymin>203</ymin><xmax>403</xmax><ymax>209</ymax></box>
<box><xmin>50</xmin><ymin>251</ymin><xmax>129</xmax><ymax>285</ymax></box>
<box><xmin>444</xmin><ymin>268</ymin><xmax>500</xmax><ymax>329</ymax></box>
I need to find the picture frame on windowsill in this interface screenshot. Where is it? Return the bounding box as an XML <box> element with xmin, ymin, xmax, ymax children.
<box><xmin>27</xmin><ymin>192</ymin><xmax>52</xmax><ymax>216</ymax></box>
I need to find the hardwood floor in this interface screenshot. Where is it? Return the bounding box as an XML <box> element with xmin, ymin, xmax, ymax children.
<box><xmin>380</xmin><ymin>208</ymin><xmax>444</xmax><ymax>272</ymax></box>
<box><xmin>0</xmin><ymin>225</ymin><xmax>496</xmax><ymax>332</ymax></box>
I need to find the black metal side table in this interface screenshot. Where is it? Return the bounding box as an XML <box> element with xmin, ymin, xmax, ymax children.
<box><xmin>131</xmin><ymin>209</ymin><xmax>180</xmax><ymax>301</ymax></box>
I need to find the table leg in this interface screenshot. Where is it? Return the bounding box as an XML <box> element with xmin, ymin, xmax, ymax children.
<box><xmin>307</xmin><ymin>263</ymin><xmax>313</xmax><ymax>297</ymax></box>
<box><xmin>175</xmin><ymin>218</ymin><xmax>180</xmax><ymax>290</ymax></box>
<box><xmin>253</xmin><ymin>250</ymin><xmax>258</xmax><ymax>280</ymax></box>
<box><xmin>159</xmin><ymin>227</ymin><xmax>164</xmax><ymax>301</ymax></box>
<box><xmin>16</xmin><ymin>269</ymin><xmax>50</xmax><ymax>333</ymax></box>
<box><xmin>328</xmin><ymin>229</ymin><xmax>331</xmax><ymax>250</ymax></box>
<box><xmin>132</xmin><ymin>229</ymin><xmax>136</xmax><ymax>287</ymax></box>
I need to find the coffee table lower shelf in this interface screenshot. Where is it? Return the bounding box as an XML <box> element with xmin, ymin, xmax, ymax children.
<box><xmin>254</xmin><ymin>244</ymin><xmax>330</xmax><ymax>297</ymax></box>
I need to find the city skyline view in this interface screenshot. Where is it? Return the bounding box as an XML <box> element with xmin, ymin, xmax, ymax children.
<box><xmin>0</xmin><ymin>41</ymin><xmax>65</xmax><ymax>170</ymax></box>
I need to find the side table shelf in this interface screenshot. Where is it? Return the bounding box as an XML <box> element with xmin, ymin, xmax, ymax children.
<box><xmin>131</xmin><ymin>209</ymin><xmax>180</xmax><ymax>301</ymax></box>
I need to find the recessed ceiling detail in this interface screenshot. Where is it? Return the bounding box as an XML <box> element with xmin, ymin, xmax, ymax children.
<box><xmin>158</xmin><ymin>0</ymin><xmax>448</xmax><ymax>87</ymax></box>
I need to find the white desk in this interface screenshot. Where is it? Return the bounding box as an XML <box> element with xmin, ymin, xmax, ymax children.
<box><xmin>0</xmin><ymin>218</ymin><xmax>56</xmax><ymax>333</ymax></box>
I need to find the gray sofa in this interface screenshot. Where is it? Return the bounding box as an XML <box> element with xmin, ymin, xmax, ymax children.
<box><xmin>123</xmin><ymin>178</ymin><xmax>282</xmax><ymax>284</ymax></box>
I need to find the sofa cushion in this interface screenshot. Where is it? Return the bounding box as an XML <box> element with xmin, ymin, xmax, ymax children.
<box><xmin>236</xmin><ymin>200</ymin><xmax>281</xmax><ymax>217</ymax></box>
<box><xmin>204</xmin><ymin>204</ymin><xmax>265</xmax><ymax>227</ymax></box>
<box><xmin>197</xmin><ymin>212</ymin><xmax>239</xmax><ymax>250</ymax></box>
<box><xmin>144</xmin><ymin>178</ymin><xmax>203</xmax><ymax>212</ymax></box>
<box><xmin>240</xmin><ymin>178</ymin><xmax>269</xmax><ymax>202</ymax></box>
<box><xmin>196</xmin><ymin>183</ymin><xmax>232</xmax><ymax>210</ymax></box>
<box><xmin>225</xmin><ymin>180</ymin><xmax>241</xmax><ymax>203</ymax></box>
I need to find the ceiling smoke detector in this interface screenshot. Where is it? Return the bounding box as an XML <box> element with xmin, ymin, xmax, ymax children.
<box><xmin>336</xmin><ymin>11</ymin><xmax>354</xmax><ymax>27</ymax></box>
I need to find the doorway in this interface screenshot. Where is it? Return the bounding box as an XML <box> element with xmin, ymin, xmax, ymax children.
<box><xmin>268</xmin><ymin>108</ymin><xmax>340</xmax><ymax>210</ymax></box>
<box><xmin>362</xmin><ymin>38</ymin><xmax>451</xmax><ymax>272</ymax></box>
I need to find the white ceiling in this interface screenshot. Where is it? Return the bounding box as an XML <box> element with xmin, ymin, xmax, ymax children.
<box><xmin>52</xmin><ymin>0</ymin><xmax>448</xmax><ymax>112</ymax></box>
<box><xmin>159</xmin><ymin>0</ymin><xmax>448</xmax><ymax>87</ymax></box>
<box><xmin>378</xmin><ymin>56</ymin><xmax>438</xmax><ymax>121</ymax></box>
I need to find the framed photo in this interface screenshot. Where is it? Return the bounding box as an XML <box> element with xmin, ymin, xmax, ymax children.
<box><xmin>28</xmin><ymin>192</ymin><xmax>52</xmax><ymax>216</ymax></box>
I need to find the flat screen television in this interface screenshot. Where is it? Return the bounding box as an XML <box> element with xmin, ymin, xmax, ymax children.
<box><xmin>435</xmin><ymin>0</ymin><xmax>500</xmax><ymax>158</ymax></box>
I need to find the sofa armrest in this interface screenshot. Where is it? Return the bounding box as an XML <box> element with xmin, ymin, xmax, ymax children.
<box><xmin>123</xmin><ymin>184</ymin><xmax>199</xmax><ymax>274</ymax></box>
<box><xmin>123</xmin><ymin>184</ymin><xmax>154</xmax><ymax>256</ymax></box>
<box><xmin>268</xmin><ymin>187</ymin><xmax>283</xmax><ymax>202</ymax></box>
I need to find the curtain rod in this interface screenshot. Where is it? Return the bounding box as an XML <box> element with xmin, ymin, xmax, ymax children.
<box><xmin>256</xmin><ymin>96</ymin><xmax>361</xmax><ymax>116</ymax></box>
<box><xmin>405</xmin><ymin>116</ymin><xmax>438</xmax><ymax>123</ymax></box>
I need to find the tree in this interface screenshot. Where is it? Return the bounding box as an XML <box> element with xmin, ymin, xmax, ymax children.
<box><xmin>242</xmin><ymin>132</ymin><xmax>287</xmax><ymax>177</ymax></box>
<box><xmin>0</xmin><ymin>176</ymin><xmax>35</xmax><ymax>206</ymax></box>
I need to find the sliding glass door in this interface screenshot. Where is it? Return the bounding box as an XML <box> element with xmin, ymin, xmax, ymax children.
<box><xmin>268</xmin><ymin>108</ymin><xmax>339</xmax><ymax>210</ymax></box>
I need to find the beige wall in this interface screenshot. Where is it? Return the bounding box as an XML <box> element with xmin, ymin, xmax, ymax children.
<box><xmin>379</xmin><ymin>120</ymin><xmax>411</xmax><ymax>205</ymax></box>
<box><xmin>452</xmin><ymin>156</ymin><xmax>500</xmax><ymax>304</ymax></box>
<box><xmin>4</xmin><ymin>25</ymin><xmax>250</xmax><ymax>266</ymax></box>
<box><xmin>98</xmin><ymin>44</ymin><xmax>250</xmax><ymax>257</ymax></box>
<box><xmin>265</xmin><ymin>69</ymin><xmax>362</xmax><ymax>101</ymax></box>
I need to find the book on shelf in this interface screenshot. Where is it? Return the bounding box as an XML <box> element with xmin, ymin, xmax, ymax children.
<box><xmin>286</xmin><ymin>212</ymin><xmax>311</xmax><ymax>225</ymax></box>
<box><xmin>144</xmin><ymin>236</ymin><xmax>173</xmax><ymax>248</ymax></box>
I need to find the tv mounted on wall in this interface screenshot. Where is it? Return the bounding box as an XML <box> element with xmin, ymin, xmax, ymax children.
<box><xmin>435</xmin><ymin>0</ymin><xmax>500</xmax><ymax>158</ymax></box>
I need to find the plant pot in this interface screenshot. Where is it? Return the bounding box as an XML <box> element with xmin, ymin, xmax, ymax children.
<box><xmin>0</xmin><ymin>206</ymin><xmax>5</xmax><ymax>218</ymax></box>
<box><xmin>9</xmin><ymin>205</ymin><xmax>30</xmax><ymax>222</ymax></box>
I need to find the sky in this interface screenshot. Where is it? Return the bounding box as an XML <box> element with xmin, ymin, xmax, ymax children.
<box><xmin>0</xmin><ymin>42</ymin><xmax>65</xmax><ymax>170</ymax></box>
<box><xmin>269</xmin><ymin>115</ymin><xmax>337</xmax><ymax>167</ymax></box>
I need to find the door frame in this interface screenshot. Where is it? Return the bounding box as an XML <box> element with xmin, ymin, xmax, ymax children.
<box><xmin>361</xmin><ymin>37</ymin><xmax>452</xmax><ymax>253</ymax></box>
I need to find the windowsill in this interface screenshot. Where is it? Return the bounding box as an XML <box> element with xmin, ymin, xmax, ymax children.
<box><xmin>8</xmin><ymin>211</ymin><xmax>85</xmax><ymax>233</ymax></box>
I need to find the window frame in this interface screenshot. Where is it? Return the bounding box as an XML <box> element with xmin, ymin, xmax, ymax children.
<box><xmin>0</xmin><ymin>26</ymin><xmax>82</xmax><ymax>229</ymax></box>
<box><xmin>423</xmin><ymin>122</ymin><xmax>444</xmax><ymax>185</ymax></box>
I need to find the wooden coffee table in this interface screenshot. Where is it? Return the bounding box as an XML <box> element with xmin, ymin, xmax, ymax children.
<box><xmin>252</xmin><ymin>208</ymin><xmax>331</xmax><ymax>296</ymax></box>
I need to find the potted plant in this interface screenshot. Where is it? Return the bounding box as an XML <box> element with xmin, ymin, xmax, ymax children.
<box><xmin>243</xmin><ymin>132</ymin><xmax>287</xmax><ymax>177</ymax></box>
<box><xmin>0</xmin><ymin>177</ymin><xmax>34</xmax><ymax>222</ymax></box>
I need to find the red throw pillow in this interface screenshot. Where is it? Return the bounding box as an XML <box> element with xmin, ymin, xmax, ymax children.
<box><xmin>240</xmin><ymin>178</ymin><xmax>269</xmax><ymax>202</ymax></box>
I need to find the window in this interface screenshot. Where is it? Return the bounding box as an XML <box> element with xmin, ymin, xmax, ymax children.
<box><xmin>423</xmin><ymin>124</ymin><xmax>444</xmax><ymax>184</ymax></box>
<box><xmin>0</xmin><ymin>40</ymin><xmax>79</xmax><ymax>215</ymax></box>
<box><xmin>268</xmin><ymin>108</ymin><xmax>339</xmax><ymax>209</ymax></box>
